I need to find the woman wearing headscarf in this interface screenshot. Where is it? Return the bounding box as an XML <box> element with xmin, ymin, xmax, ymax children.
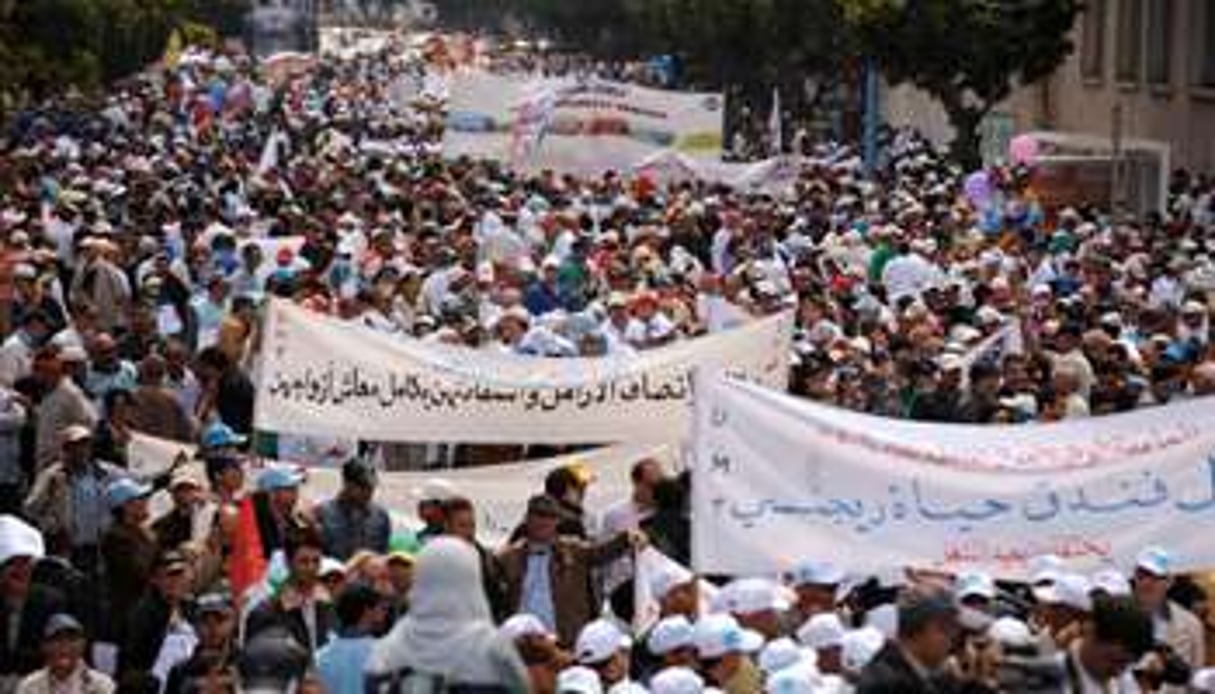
<box><xmin>364</xmin><ymin>538</ymin><xmax>529</xmax><ymax>693</ymax></box>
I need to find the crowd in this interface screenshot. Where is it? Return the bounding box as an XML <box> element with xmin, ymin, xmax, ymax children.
<box><xmin>0</xmin><ymin>28</ymin><xmax>1212</xmax><ymax>694</ymax></box>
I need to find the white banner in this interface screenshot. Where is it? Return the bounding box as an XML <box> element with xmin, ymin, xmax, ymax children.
<box><xmin>129</xmin><ymin>433</ymin><xmax>670</xmax><ymax>547</ymax></box>
<box><xmin>257</xmin><ymin>300</ymin><xmax>791</xmax><ymax>444</ymax></box>
<box><xmin>443</xmin><ymin>71</ymin><xmax>723</xmax><ymax>175</ymax></box>
<box><xmin>693</xmin><ymin>376</ymin><xmax>1215</xmax><ymax>580</ymax></box>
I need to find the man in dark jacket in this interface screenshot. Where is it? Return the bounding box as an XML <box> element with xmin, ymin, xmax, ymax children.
<box><xmin>119</xmin><ymin>551</ymin><xmax>196</xmax><ymax>684</ymax></box>
<box><xmin>244</xmin><ymin>526</ymin><xmax>336</xmax><ymax>653</ymax></box>
<box><xmin>857</xmin><ymin>586</ymin><xmax>993</xmax><ymax>694</ymax></box>
<box><xmin>162</xmin><ymin>592</ymin><xmax>238</xmax><ymax>694</ymax></box>
<box><xmin>0</xmin><ymin>548</ymin><xmax>67</xmax><ymax>686</ymax></box>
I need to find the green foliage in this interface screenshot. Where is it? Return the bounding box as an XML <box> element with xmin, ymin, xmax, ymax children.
<box><xmin>0</xmin><ymin>0</ymin><xmax>250</xmax><ymax>103</ymax></box>
<box><xmin>846</xmin><ymin>0</ymin><xmax>1081</xmax><ymax>167</ymax></box>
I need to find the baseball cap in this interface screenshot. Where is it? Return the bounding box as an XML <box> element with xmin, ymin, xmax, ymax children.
<box><xmin>557</xmin><ymin>666</ymin><xmax>603</xmax><ymax>694</ymax></box>
<box><xmin>411</xmin><ymin>478</ymin><xmax>457</xmax><ymax>503</ymax></box>
<box><xmin>320</xmin><ymin>558</ymin><xmax>346</xmax><ymax>579</ymax></box>
<box><xmin>500</xmin><ymin>613</ymin><xmax>552</xmax><ymax>642</ymax></box>
<box><xmin>721</xmin><ymin>577</ymin><xmax>790</xmax><ymax>615</ymax></box>
<box><xmin>648</xmin><ymin>616</ymin><xmax>695</xmax><ymax>656</ymax></box>
<box><xmin>169</xmin><ymin>467</ymin><xmax>205</xmax><ymax>491</ymax></box>
<box><xmin>526</xmin><ymin>494</ymin><xmax>562</xmax><ymax>518</ymax></box>
<box><xmin>764</xmin><ymin>663</ymin><xmax>821</xmax><ymax>694</ymax></box>
<box><xmin>797</xmin><ymin>613</ymin><xmax>846</xmax><ymax>650</ymax></box>
<box><xmin>694</xmin><ymin>614</ymin><xmax>764</xmax><ymax>660</ymax></box>
<box><xmin>201</xmin><ymin>421</ymin><xmax>246</xmax><ymax>449</ymax></box>
<box><xmin>575</xmin><ymin>619</ymin><xmax>631</xmax><ymax>665</ymax></box>
<box><xmin>649</xmin><ymin>667</ymin><xmax>705</xmax><ymax>694</ymax></box>
<box><xmin>954</xmin><ymin>571</ymin><xmax>997</xmax><ymax>601</ymax></box>
<box><xmin>59</xmin><ymin>424</ymin><xmax>93</xmax><ymax>446</ymax></box>
<box><xmin>1032</xmin><ymin>573</ymin><xmax>1093</xmax><ymax>612</ymax></box>
<box><xmin>257</xmin><ymin>465</ymin><xmax>303</xmax><ymax>492</ymax></box>
<box><xmin>758</xmin><ymin>637</ymin><xmax>813</xmax><ymax>675</ymax></box>
<box><xmin>649</xmin><ymin>564</ymin><xmax>694</xmax><ymax>602</ymax></box>
<box><xmin>840</xmin><ymin>627</ymin><xmax>886</xmax><ymax>673</ymax></box>
<box><xmin>788</xmin><ymin>560</ymin><xmax>845</xmax><ymax>587</ymax></box>
<box><xmin>43</xmin><ymin>613</ymin><xmax>85</xmax><ymax>640</ymax></box>
<box><xmin>196</xmin><ymin>592</ymin><xmax>234</xmax><ymax>616</ymax></box>
<box><xmin>987</xmin><ymin>617</ymin><xmax>1034</xmax><ymax>649</ymax></box>
<box><xmin>106</xmin><ymin>478</ymin><xmax>153</xmax><ymax>510</ymax></box>
<box><xmin>1090</xmin><ymin>568</ymin><xmax>1132</xmax><ymax>596</ymax></box>
<box><xmin>1135</xmin><ymin>546</ymin><xmax>1171</xmax><ymax>577</ymax></box>
<box><xmin>1028</xmin><ymin>554</ymin><xmax>1064</xmax><ymax>586</ymax></box>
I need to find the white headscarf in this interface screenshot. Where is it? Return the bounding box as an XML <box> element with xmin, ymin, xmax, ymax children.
<box><xmin>364</xmin><ymin>538</ymin><xmax>528</xmax><ymax>690</ymax></box>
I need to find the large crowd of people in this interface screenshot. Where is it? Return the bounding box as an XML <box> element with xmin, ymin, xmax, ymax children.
<box><xmin>0</xmin><ymin>30</ymin><xmax>1212</xmax><ymax>694</ymax></box>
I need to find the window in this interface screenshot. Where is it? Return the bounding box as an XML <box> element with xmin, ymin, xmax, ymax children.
<box><xmin>1195</xmin><ymin>0</ymin><xmax>1215</xmax><ymax>87</ymax></box>
<box><xmin>1146</xmin><ymin>0</ymin><xmax>1173</xmax><ymax>84</ymax></box>
<box><xmin>1115</xmin><ymin>0</ymin><xmax>1143</xmax><ymax>82</ymax></box>
<box><xmin>1081</xmin><ymin>0</ymin><xmax>1107</xmax><ymax>79</ymax></box>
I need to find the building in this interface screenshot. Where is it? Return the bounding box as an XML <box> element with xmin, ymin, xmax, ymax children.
<box><xmin>885</xmin><ymin>0</ymin><xmax>1215</xmax><ymax>174</ymax></box>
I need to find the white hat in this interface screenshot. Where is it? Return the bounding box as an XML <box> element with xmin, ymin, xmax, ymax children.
<box><xmin>1028</xmin><ymin>554</ymin><xmax>1064</xmax><ymax>586</ymax></box>
<box><xmin>499</xmin><ymin>613</ymin><xmax>552</xmax><ymax>641</ymax></box>
<box><xmin>840</xmin><ymin>627</ymin><xmax>885</xmax><ymax>673</ymax></box>
<box><xmin>320</xmin><ymin>557</ymin><xmax>346</xmax><ymax>578</ymax></box>
<box><xmin>649</xmin><ymin>667</ymin><xmax>704</xmax><ymax>694</ymax></box>
<box><xmin>720</xmin><ymin>578</ymin><xmax>790</xmax><ymax>615</ymax></box>
<box><xmin>575</xmin><ymin>619</ymin><xmax>631</xmax><ymax>665</ymax></box>
<box><xmin>954</xmin><ymin>571</ymin><xmax>996</xmax><ymax>601</ymax></box>
<box><xmin>557</xmin><ymin>666</ymin><xmax>603</xmax><ymax>694</ymax></box>
<box><xmin>789</xmin><ymin>561</ymin><xmax>845</xmax><ymax>587</ymax></box>
<box><xmin>649</xmin><ymin>564</ymin><xmax>694</xmax><ymax>602</ymax></box>
<box><xmin>797</xmin><ymin>613</ymin><xmax>846</xmax><ymax>650</ymax></box>
<box><xmin>1090</xmin><ymin>568</ymin><xmax>1132</xmax><ymax>597</ymax></box>
<box><xmin>863</xmin><ymin>604</ymin><xmax>898</xmax><ymax>640</ymax></box>
<box><xmin>0</xmin><ymin>515</ymin><xmax>45</xmax><ymax>566</ymax></box>
<box><xmin>1033</xmin><ymin>573</ymin><xmax>1093</xmax><ymax>612</ymax></box>
<box><xmin>763</xmin><ymin>663</ymin><xmax>822</xmax><ymax>694</ymax></box>
<box><xmin>648</xmin><ymin>616</ymin><xmax>695</xmax><ymax>656</ymax></box>
<box><xmin>411</xmin><ymin>478</ymin><xmax>457</xmax><ymax>503</ymax></box>
<box><xmin>758</xmin><ymin>637</ymin><xmax>814</xmax><ymax>675</ymax></box>
<box><xmin>694</xmin><ymin>614</ymin><xmax>764</xmax><ymax>659</ymax></box>
<box><xmin>1135</xmin><ymin>546</ymin><xmax>1172</xmax><ymax>577</ymax></box>
<box><xmin>987</xmin><ymin>617</ymin><xmax>1035</xmax><ymax>649</ymax></box>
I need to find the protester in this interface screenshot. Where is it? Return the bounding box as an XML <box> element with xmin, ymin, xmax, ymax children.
<box><xmin>15</xmin><ymin>614</ymin><xmax>114</xmax><ymax>694</ymax></box>
<box><xmin>316</xmin><ymin>583</ymin><xmax>387</xmax><ymax>694</ymax></box>
<box><xmin>364</xmin><ymin>537</ymin><xmax>530</xmax><ymax>691</ymax></box>
<box><xmin>317</xmin><ymin>458</ymin><xmax>392</xmax><ymax>560</ymax></box>
<box><xmin>245</xmin><ymin>526</ymin><xmax>336</xmax><ymax>652</ymax></box>
<box><xmin>162</xmin><ymin>592</ymin><xmax>238</xmax><ymax>694</ymax></box>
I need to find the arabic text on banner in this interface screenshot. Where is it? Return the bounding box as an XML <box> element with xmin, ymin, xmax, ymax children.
<box><xmin>692</xmin><ymin>375</ymin><xmax>1215</xmax><ymax>580</ymax></box>
<box><xmin>256</xmin><ymin>300</ymin><xmax>791</xmax><ymax>444</ymax></box>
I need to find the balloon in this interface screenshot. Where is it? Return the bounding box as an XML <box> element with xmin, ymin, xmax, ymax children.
<box><xmin>964</xmin><ymin>170</ymin><xmax>992</xmax><ymax>207</ymax></box>
<box><xmin>1009</xmin><ymin>134</ymin><xmax>1040</xmax><ymax>166</ymax></box>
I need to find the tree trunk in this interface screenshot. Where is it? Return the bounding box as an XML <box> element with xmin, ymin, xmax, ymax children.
<box><xmin>940</xmin><ymin>96</ymin><xmax>989</xmax><ymax>172</ymax></box>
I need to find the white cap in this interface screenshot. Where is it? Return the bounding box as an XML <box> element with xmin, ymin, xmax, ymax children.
<box><xmin>954</xmin><ymin>571</ymin><xmax>996</xmax><ymax>601</ymax></box>
<box><xmin>694</xmin><ymin>614</ymin><xmax>764</xmax><ymax>659</ymax></box>
<box><xmin>649</xmin><ymin>667</ymin><xmax>704</xmax><ymax>694</ymax></box>
<box><xmin>864</xmin><ymin>604</ymin><xmax>898</xmax><ymax>640</ymax></box>
<box><xmin>758</xmin><ymin>637</ymin><xmax>814</xmax><ymax>675</ymax></box>
<box><xmin>557</xmin><ymin>666</ymin><xmax>603</xmax><ymax>694</ymax></box>
<box><xmin>650</xmin><ymin>564</ymin><xmax>694</xmax><ymax>602</ymax></box>
<box><xmin>499</xmin><ymin>613</ymin><xmax>552</xmax><ymax>641</ymax></box>
<box><xmin>1033</xmin><ymin>573</ymin><xmax>1093</xmax><ymax>612</ymax></box>
<box><xmin>1090</xmin><ymin>568</ymin><xmax>1132</xmax><ymax>597</ymax></box>
<box><xmin>763</xmin><ymin>664</ymin><xmax>822</xmax><ymax>694</ymax></box>
<box><xmin>789</xmin><ymin>561</ymin><xmax>845</xmax><ymax>587</ymax></box>
<box><xmin>411</xmin><ymin>478</ymin><xmax>457</xmax><ymax>502</ymax></box>
<box><xmin>319</xmin><ymin>558</ymin><xmax>346</xmax><ymax>578</ymax></box>
<box><xmin>1135</xmin><ymin>546</ymin><xmax>1172</xmax><ymax>577</ymax></box>
<box><xmin>648</xmin><ymin>616</ymin><xmax>695</xmax><ymax>655</ymax></box>
<box><xmin>575</xmin><ymin>619</ymin><xmax>631</xmax><ymax>665</ymax></box>
<box><xmin>1028</xmin><ymin>554</ymin><xmax>1064</xmax><ymax>586</ymax></box>
<box><xmin>987</xmin><ymin>617</ymin><xmax>1035</xmax><ymax>649</ymax></box>
<box><xmin>797</xmin><ymin>613</ymin><xmax>846</xmax><ymax>650</ymax></box>
<box><xmin>840</xmin><ymin>627</ymin><xmax>885</xmax><ymax>674</ymax></box>
<box><xmin>720</xmin><ymin>577</ymin><xmax>790</xmax><ymax>615</ymax></box>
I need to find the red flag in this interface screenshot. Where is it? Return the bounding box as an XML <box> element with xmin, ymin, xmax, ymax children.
<box><xmin>228</xmin><ymin>497</ymin><xmax>267</xmax><ymax>601</ymax></box>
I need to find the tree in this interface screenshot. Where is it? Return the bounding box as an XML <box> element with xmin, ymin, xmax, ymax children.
<box><xmin>846</xmin><ymin>0</ymin><xmax>1080</xmax><ymax>169</ymax></box>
